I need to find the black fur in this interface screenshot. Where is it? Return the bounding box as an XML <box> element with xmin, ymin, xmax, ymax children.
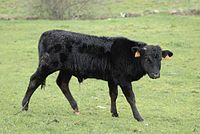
<box><xmin>22</xmin><ymin>30</ymin><xmax>173</xmax><ymax>121</ymax></box>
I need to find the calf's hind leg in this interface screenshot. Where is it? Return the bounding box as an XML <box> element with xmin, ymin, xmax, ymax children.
<box><xmin>22</xmin><ymin>68</ymin><xmax>49</xmax><ymax>111</ymax></box>
<box><xmin>22</xmin><ymin>54</ymin><xmax>57</xmax><ymax>111</ymax></box>
<box><xmin>56</xmin><ymin>71</ymin><xmax>79</xmax><ymax>114</ymax></box>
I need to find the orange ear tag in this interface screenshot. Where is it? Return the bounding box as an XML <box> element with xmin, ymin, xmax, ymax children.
<box><xmin>135</xmin><ymin>51</ymin><xmax>140</xmax><ymax>58</ymax></box>
<box><xmin>164</xmin><ymin>55</ymin><xmax>172</xmax><ymax>60</ymax></box>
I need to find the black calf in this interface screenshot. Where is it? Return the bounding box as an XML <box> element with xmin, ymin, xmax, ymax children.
<box><xmin>22</xmin><ymin>30</ymin><xmax>173</xmax><ymax>121</ymax></box>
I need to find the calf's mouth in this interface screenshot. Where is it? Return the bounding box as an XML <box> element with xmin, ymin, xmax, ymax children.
<box><xmin>148</xmin><ymin>72</ymin><xmax>160</xmax><ymax>79</ymax></box>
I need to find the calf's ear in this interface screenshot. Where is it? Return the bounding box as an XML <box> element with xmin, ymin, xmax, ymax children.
<box><xmin>162</xmin><ymin>50</ymin><xmax>173</xmax><ymax>60</ymax></box>
<box><xmin>131</xmin><ymin>47</ymin><xmax>141</xmax><ymax>58</ymax></box>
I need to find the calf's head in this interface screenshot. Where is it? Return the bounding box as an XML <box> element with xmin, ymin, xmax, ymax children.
<box><xmin>131</xmin><ymin>45</ymin><xmax>173</xmax><ymax>79</ymax></box>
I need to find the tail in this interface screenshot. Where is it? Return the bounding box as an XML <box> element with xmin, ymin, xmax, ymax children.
<box><xmin>41</xmin><ymin>79</ymin><xmax>46</xmax><ymax>89</ymax></box>
<box><xmin>38</xmin><ymin>32</ymin><xmax>48</xmax><ymax>90</ymax></box>
<box><xmin>39</xmin><ymin>52</ymin><xmax>49</xmax><ymax>90</ymax></box>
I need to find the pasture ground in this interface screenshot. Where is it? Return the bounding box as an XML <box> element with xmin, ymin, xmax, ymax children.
<box><xmin>1</xmin><ymin>0</ymin><xmax>200</xmax><ymax>19</ymax></box>
<box><xmin>0</xmin><ymin>14</ymin><xmax>200</xmax><ymax>133</ymax></box>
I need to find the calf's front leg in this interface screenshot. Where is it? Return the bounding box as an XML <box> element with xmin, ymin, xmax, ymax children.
<box><xmin>120</xmin><ymin>82</ymin><xmax>144</xmax><ymax>122</ymax></box>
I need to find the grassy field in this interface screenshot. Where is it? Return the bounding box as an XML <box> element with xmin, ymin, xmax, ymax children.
<box><xmin>0</xmin><ymin>0</ymin><xmax>200</xmax><ymax>19</ymax></box>
<box><xmin>0</xmin><ymin>14</ymin><xmax>200</xmax><ymax>134</ymax></box>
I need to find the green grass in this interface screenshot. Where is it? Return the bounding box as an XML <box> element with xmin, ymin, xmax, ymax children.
<box><xmin>106</xmin><ymin>0</ymin><xmax>200</xmax><ymax>17</ymax></box>
<box><xmin>0</xmin><ymin>0</ymin><xmax>200</xmax><ymax>18</ymax></box>
<box><xmin>0</xmin><ymin>14</ymin><xmax>200</xmax><ymax>133</ymax></box>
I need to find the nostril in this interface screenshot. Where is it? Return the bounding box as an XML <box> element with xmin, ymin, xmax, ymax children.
<box><xmin>155</xmin><ymin>73</ymin><xmax>160</xmax><ymax>77</ymax></box>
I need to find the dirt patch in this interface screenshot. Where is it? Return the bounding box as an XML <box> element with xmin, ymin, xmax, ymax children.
<box><xmin>169</xmin><ymin>9</ymin><xmax>200</xmax><ymax>16</ymax></box>
<box><xmin>0</xmin><ymin>14</ymin><xmax>18</xmax><ymax>20</ymax></box>
<box><xmin>0</xmin><ymin>14</ymin><xmax>40</xmax><ymax>20</ymax></box>
<box><xmin>1</xmin><ymin>8</ymin><xmax>200</xmax><ymax>20</ymax></box>
<box><xmin>121</xmin><ymin>8</ymin><xmax>200</xmax><ymax>19</ymax></box>
<box><xmin>25</xmin><ymin>16</ymin><xmax>39</xmax><ymax>20</ymax></box>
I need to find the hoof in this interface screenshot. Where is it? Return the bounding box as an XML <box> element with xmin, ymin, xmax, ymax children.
<box><xmin>74</xmin><ymin>111</ymin><xmax>80</xmax><ymax>115</ymax></box>
<box><xmin>112</xmin><ymin>113</ymin><xmax>119</xmax><ymax>117</ymax></box>
<box><xmin>22</xmin><ymin>107</ymin><xmax>28</xmax><ymax>111</ymax></box>
<box><xmin>22</xmin><ymin>105</ymin><xmax>28</xmax><ymax>111</ymax></box>
<box><xmin>22</xmin><ymin>100</ymin><xmax>29</xmax><ymax>111</ymax></box>
<box><xmin>135</xmin><ymin>117</ymin><xmax>144</xmax><ymax>122</ymax></box>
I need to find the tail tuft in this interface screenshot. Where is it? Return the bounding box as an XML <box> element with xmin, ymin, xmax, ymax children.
<box><xmin>41</xmin><ymin>79</ymin><xmax>46</xmax><ymax>89</ymax></box>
